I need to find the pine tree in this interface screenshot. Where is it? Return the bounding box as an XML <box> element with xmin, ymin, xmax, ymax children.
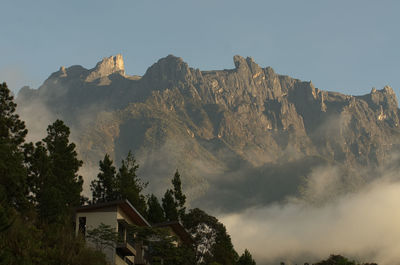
<box><xmin>91</xmin><ymin>154</ymin><xmax>117</xmax><ymax>203</ymax></box>
<box><xmin>147</xmin><ymin>194</ymin><xmax>166</xmax><ymax>224</ymax></box>
<box><xmin>172</xmin><ymin>170</ymin><xmax>186</xmax><ymax>219</ymax></box>
<box><xmin>237</xmin><ymin>249</ymin><xmax>256</xmax><ymax>265</ymax></box>
<box><xmin>0</xmin><ymin>82</ymin><xmax>29</xmax><ymax>210</ymax></box>
<box><xmin>162</xmin><ymin>189</ymin><xmax>178</xmax><ymax>221</ymax></box>
<box><xmin>37</xmin><ymin>119</ymin><xmax>83</xmax><ymax>223</ymax></box>
<box><xmin>25</xmin><ymin>141</ymin><xmax>52</xmax><ymax>205</ymax></box>
<box><xmin>116</xmin><ymin>151</ymin><xmax>148</xmax><ymax>216</ymax></box>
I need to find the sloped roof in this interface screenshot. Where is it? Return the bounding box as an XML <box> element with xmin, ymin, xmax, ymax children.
<box><xmin>153</xmin><ymin>221</ymin><xmax>194</xmax><ymax>245</ymax></box>
<box><xmin>76</xmin><ymin>199</ymin><xmax>150</xmax><ymax>227</ymax></box>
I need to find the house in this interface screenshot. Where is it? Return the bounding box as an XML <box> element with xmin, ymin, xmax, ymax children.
<box><xmin>75</xmin><ymin>199</ymin><xmax>151</xmax><ymax>265</ymax></box>
<box><xmin>153</xmin><ymin>221</ymin><xmax>194</xmax><ymax>247</ymax></box>
<box><xmin>75</xmin><ymin>200</ymin><xmax>193</xmax><ymax>265</ymax></box>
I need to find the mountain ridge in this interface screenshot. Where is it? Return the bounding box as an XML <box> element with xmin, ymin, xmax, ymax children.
<box><xmin>16</xmin><ymin>54</ymin><xmax>400</xmax><ymax>212</ymax></box>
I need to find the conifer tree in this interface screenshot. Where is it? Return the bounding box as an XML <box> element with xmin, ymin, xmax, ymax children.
<box><xmin>147</xmin><ymin>194</ymin><xmax>166</xmax><ymax>224</ymax></box>
<box><xmin>0</xmin><ymin>82</ymin><xmax>29</xmax><ymax>210</ymax></box>
<box><xmin>237</xmin><ymin>249</ymin><xmax>256</xmax><ymax>265</ymax></box>
<box><xmin>172</xmin><ymin>170</ymin><xmax>186</xmax><ymax>219</ymax></box>
<box><xmin>91</xmin><ymin>154</ymin><xmax>117</xmax><ymax>203</ymax></box>
<box><xmin>37</xmin><ymin>119</ymin><xmax>83</xmax><ymax>223</ymax></box>
<box><xmin>116</xmin><ymin>151</ymin><xmax>147</xmax><ymax>216</ymax></box>
<box><xmin>161</xmin><ymin>170</ymin><xmax>187</xmax><ymax>222</ymax></box>
<box><xmin>162</xmin><ymin>189</ymin><xmax>178</xmax><ymax>221</ymax></box>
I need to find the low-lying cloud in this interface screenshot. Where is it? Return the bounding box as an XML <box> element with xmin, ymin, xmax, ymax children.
<box><xmin>221</xmin><ymin>173</ymin><xmax>400</xmax><ymax>265</ymax></box>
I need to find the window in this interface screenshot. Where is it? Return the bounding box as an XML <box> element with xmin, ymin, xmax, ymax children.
<box><xmin>118</xmin><ymin>221</ymin><xmax>126</xmax><ymax>241</ymax></box>
<box><xmin>78</xmin><ymin>216</ymin><xmax>86</xmax><ymax>237</ymax></box>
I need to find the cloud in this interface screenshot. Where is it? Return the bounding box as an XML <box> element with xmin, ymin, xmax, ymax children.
<box><xmin>16</xmin><ymin>98</ymin><xmax>57</xmax><ymax>143</ymax></box>
<box><xmin>220</xmin><ymin>171</ymin><xmax>400</xmax><ymax>265</ymax></box>
<box><xmin>0</xmin><ymin>65</ymin><xmax>38</xmax><ymax>94</ymax></box>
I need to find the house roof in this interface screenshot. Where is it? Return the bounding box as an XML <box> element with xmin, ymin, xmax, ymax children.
<box><xmin>153</xmin><ymin>221</ymin><xmax>194</xmax><ymax>245</ymax></box>
<box><xmin>76</xmin><ymin>199</ymin><xmax>150</xmax><ymax>227</ymax></box>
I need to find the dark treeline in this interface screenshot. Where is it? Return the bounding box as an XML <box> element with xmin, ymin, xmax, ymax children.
<box><xmin>0</xmin><ymin>82</ymin><xmax>377</xmax><ymax>265</ymax></box>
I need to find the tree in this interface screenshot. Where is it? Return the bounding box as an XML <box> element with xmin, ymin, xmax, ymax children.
<box><xmin>86</xmin><ymin>223</ymin><xmax>120</xmax><ymax>252</ymax></box>
<box><xmin>237</xmin><ymin>249</ymin><xmax>256</xmax><ymax>265</ymax></box>
<box><xmin>116</xmin><ymin>151</ymin><xmax>148</xmax><ymax>216</ymax></box>
<box><xmin>314</xmin><ymin>255</ymin><xmax>356</xmax><ymax>265</ymax></box>
<box><xmin>161</xmin><ymin>170</ymin><xmax>187</xmax><ymax>222</ymax></box>
<box><xmin>147</xmin><ymin>194</ymin><xmax>166</xmax><ymax>224</ymax></box>
<box><xmin>36</xmin><ymin>119</ymin><xmax>83</xmax><ymax>223</ymax></box>
<box><xmin>91</xmin><ymin>154</ymin><xmax>118</xmax><ymax>204</ymax></box>
<box><xmin>172</xmin><ymin>170</ymin><xmax>186</xmax><ymax>219</ymax></box>
<box><xmin>125</xmin><ymin>224</ymin><xmax>195</xmax><ymax>265</ymax></box>
<box><xmin>184</xmin><ymin>208</ymin><xmax>238</xmax><ymax>265</ymax></box>
<box><xmin>162</xmin><ymin>189</ymin><xmax>178</xmax><ymax>221</ymax></box>
<box><xmin>0</xmin><ymin>82</ymin><xmax>29</xmax><ymax>210</ymax></box>
<box><xmin>24</xmin><ymin>141</ymin><xmax>51</xmax><ymax>206</ymax></box>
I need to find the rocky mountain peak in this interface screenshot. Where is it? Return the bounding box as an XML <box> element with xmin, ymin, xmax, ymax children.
<box><xmin>142</xmin><ymin>54</ymin><xmax>192</xmax><ymax>85</ymax></box>
<box><xmin>383</xmin><ymin>85</ymin><xmax>395</xmax><ymax>95</ymax></box>
<box><xmin>85</xmin><ymin>54</ymin><xmax>125</xmax><ymax>82</ymax></box>
<box><xmin>233</xmin><ymin>55</ymin><xmax>262</xmax><ymax>74</ymax></box>
<box><xmin>367</xmin><ymin>85</ymin><xmax>398</xmax><ymax>110</ymax></box>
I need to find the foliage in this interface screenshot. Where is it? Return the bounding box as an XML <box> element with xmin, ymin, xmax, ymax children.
<box><xmin>31</xmin><ymin>119</ymin><xmax>83</xmax><ymax>223</ymax></box>
<box><xmin>184</xmin><ymin>208</ymin><xmax>238</xmax><ymax>265</ymax></box>
<box><xmin>90</xmin><ymin>154</ymin><xmax>118</xmax><ymax>203</ymax></box>
<box><xmin>162</xmin><ymin>189</ymin><xmax>179</xmax><ymax>221</ymax></box>
<box><xmin>237</xmin><ymin>249</ymin><xmax>256</xmax><ymax>265</ymax></box>
<box><xmin>162</xmin><ymin>170</ymin><xmax>187</xmax><ymax>222</ymax></box>
<box><xmin>172</xmin><ymin>170</ymin><xmax>186</xmax><ymax>219</ymax></box>
<box><xmin>0</xmin><ymin>211</ymin><xmax>107</xmax><ymax>265</ymax></box>
<box><xmin>126</xmin><ymin>224</ymin><xmax>195</xmax><ymax>265</ymax></box>
<box><xmin>115</xmin><ymin>151</ymin><xmax>148</xmax><ymax>216</ymax></box>
<box><xmin>147</xmin><ymin>194</ymin><xmax>166</xmax><ymax>224</ymax></box>
<box><xmin>90</xmin><ymin>152</ymin><xmax>148</xmax><ymax>217</ymax></box>
<box><xmin>0</xmin><ymin>82</ymin><xmax>108</xmax><ymax>265</ymax></box>
<box><xmin>86</xmin><ymin>223</ymin><xmax>120</xmax><ymax>252</ymax></box>
<box><xmin>0</xmin><ymin>82</ymin><xmax>29</xmax><ymax>210</ymax></box>
<box><xmin>313</xmin><ymin>255</ymin><xmax>377</xmax><ymax>265</ymax></box>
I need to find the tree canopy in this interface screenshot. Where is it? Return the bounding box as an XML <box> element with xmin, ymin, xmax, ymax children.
<box><xmin>91</xmin><ymin>154</ymin><xmax>118</xmax><ymax>203</ymax></box>
<box><xmin>237</xmin><ymin>249</ymin><xmax>256</xmax><ymax>265</ymax></box>
<box><xmin>0</xmin><ymin>82</ymin><xmax>29</xmax><ymax>210</ymax></box>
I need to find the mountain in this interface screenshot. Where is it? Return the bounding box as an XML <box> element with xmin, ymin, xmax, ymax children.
<box><xmin>16</xmin><ymin>54</ymin><xmax>400</xmax><ymax>213</ymax></box>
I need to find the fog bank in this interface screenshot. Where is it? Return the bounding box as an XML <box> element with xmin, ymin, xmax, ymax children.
<box><xmin>221</xmin><ymin>176</ymin><xmax>400</xmax><ymax>265</ymax></box>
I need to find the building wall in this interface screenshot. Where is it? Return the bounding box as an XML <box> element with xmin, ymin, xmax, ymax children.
<box><xmin>117</xmin><ymin>206</ymin><xmax>146</xmax><ymax>264</ymax></box>
<box><xmin>116</xmin><ymin>254</ymin><xmax>129</xmax><ymax>265</ymax></box>
<box><xmin>117</xmin><ymin>206</ymin><xmax>136</xmax><ymax>225</ymax></box>
<box><xmin>75</xmin><ymin>209</ymin><xmax>118</xmax><ymax>264</ymax></box>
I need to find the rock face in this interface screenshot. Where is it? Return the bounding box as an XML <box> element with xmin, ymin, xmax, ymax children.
<box><xmin>16</xmin><ymin>54</ymin><xmax>400</xmax><ymax>212</ymax></box>
<box><xmin>85</xmin><ymin>54</ymin><xmax>125</xmax><ymax>82</ymax></box>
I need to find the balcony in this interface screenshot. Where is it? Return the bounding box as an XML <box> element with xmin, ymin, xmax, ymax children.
<box><xmin>116</xmin><ymin>241</ymin><xmax>136</xmax><ymax>256</ymax></box>
<box><xmin>117</xmin><ymin>219</ymin><xmax>137</xmax><ymax>257</ymax></box>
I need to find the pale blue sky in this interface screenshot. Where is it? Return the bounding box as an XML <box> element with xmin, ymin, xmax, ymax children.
<box><xmin>1</xmin><ymin>0</ymin><xmax>399</xmax><ymax>97</ymax></box>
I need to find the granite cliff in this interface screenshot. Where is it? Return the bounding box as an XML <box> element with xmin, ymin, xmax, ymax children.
<box><xmin>17</xmin><ymin>54</ymin><xmax>400</xmax><ymax>212</ymax></box>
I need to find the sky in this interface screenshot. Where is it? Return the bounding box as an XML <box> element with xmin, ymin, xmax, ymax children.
<box><xmin>1</xmin><ymin>0</ymin><xmax>400</xmax><ymax>97</ymax></box>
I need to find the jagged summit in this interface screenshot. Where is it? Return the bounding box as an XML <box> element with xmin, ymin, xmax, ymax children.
<box><xmin>85</xmin><ymin>54</ymin><xmax>125</xmax><ymax>82</ymax></box>
<box><xmin>233</xmin><ymin>55</ymin><xmax>262</xmax><ymax>74</ymax></box>
<box><xmin>142</xmin><ymin>54</ymin><xmax>192</xmax><ymax>84</ymax></box>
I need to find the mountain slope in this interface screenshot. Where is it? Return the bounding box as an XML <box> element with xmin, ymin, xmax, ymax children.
<box><xmin>17</xmin><ymin>54</ymin><xmax>400</xmax><ymax>212</ymax></box>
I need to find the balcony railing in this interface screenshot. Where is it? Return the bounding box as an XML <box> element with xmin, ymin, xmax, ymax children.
<box><xmin>116</xmin><ymin>240</ymin><xmax>136</xmax><ymax>256</ymax></box>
